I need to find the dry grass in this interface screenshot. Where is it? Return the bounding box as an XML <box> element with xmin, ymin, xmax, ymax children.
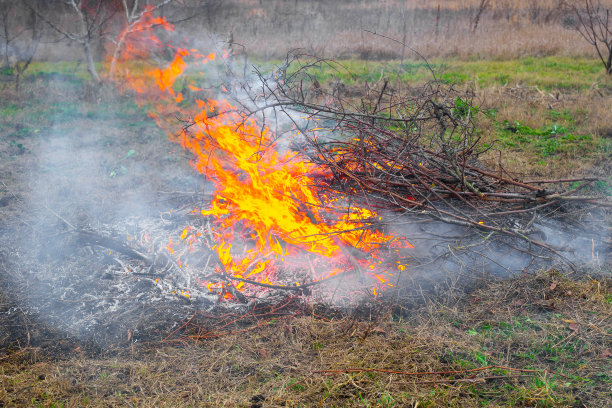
<box><xmin>475</xmin><ymin>84</ymin><xmax>612</xmax><ymax>179</ymax></box>
<box><xmin>1</xmin><ymin>270</ymin><xmax>610</xmax><ymax>407</ymax></box>
<box><xmin>193</xmin><ymin>0</ymin><xmax>612</xmax><ymax>61</ymax></box>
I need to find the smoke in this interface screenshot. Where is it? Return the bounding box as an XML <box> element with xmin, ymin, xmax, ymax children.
<box><xmin>5</xmin><ymin>65</ymin><xmax>213</xmax><ymax>342</ymax></box>
<box><xmin>382</xmin><ymin>206</ymin><xmax>610</xmax><ymax>307</ymax></box>
<box><xmin>2</xmin><ymin>12</ymin><xmax>609</xmax><ymax>347</ymax></box>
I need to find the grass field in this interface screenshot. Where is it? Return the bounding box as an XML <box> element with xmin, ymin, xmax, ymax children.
<box><xmin>1</xmin><ymin>1</ymin><xmax>612</xmax><ymax>405</ymax></box>
<box><xmin>1</xmin><ymin>53</ymin><xmax>610</xmax><ymax>407</ymax></box>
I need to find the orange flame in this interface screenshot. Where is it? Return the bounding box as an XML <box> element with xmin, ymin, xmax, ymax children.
<box><xmin>110</xmin><ymin>10</ymin><xmax>412</xmax><ymax>298</ymax></box>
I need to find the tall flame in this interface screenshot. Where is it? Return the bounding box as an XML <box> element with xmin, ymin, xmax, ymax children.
<box><xmin>110</xmin><ymin>11</ymin><xmax>412</xmax><ymax>298</ymax></box>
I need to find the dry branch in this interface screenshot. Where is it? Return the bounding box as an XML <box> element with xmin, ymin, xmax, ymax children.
<box><xmin>207</xmin><ymin>51</ymin><xmax>608</xmax><ymax>269</ymax></box>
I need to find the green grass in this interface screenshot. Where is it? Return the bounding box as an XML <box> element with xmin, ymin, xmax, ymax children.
<box><xmin>0</xmin><ymin>93</ymin><xmax>148</xmax><ymax>135</ymax></box>
<box><xmin>258</xmin><ymin>56</ymin><xmax>612</xmax><ymax>90</ymax></box>
<box><xmin>25</xmin><ymin>61</ymin><xmax>95</xmax><ymax>81</ymax></box>
<box><xmin>17</xmin><ymin>55</ymin><xmax>612</xmax><ymax>93</ymax></box>
<box><xmin>17</xmin><ymin>56</ymin><xmax>612</xmax><ymax>95</ymax></box>
<box><xmin>492</xmin><ymin>119</ymin><xmax>598</xmax><ymax>158</ymax></box>
<box><xmin>435</xmin><ymin>56</ymin><xmax>608</xmax><ymax>89</ymax></box>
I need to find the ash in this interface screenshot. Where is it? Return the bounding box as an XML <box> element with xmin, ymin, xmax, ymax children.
<box><xmin>0</xmin><ymin>123</ymin><xmax>257</xmax><ymax>348</ymax></box>
<box><xmin>4</xmin><ymin>215</ymin><xmax>222</xmax><ymax>346</ymax></box>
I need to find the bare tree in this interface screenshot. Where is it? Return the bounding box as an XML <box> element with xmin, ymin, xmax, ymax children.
<box><xmin>0</xmin><ymin>0</ymin><xmax>42</xmax><ymax>91</ymax></box>
<box><xmin>26</xmin><ymin>0</ymin><xmax>117</xmax><ymax>83</ymax></box>
<box><xmin>107</xmin><ymin>0</ymin><xmax>174</xmax><ymax>80</ymax></box>
<box><xmin>573</xmin><ymin>0</ymin><xmax>612</xmax><ymax>74</ymax></box>
<box><xmin>27</xmin><ymin>0</ymin><xmax>174</xmax><ymax>83</ymax></box>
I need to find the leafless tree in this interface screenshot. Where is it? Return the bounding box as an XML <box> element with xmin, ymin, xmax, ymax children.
<box><xmin>26</xmin><ymin>0</ymin><xmax>175</xmax><ymax>83</ymax></box>
<box><xmin>0</xmin><ymin>0</ymin><xmax>42</xmax><ymax>91</ymax></box>
<box><xmin>26</xmin><ymin>0</ymin><xmax>116</xmax><ymax>82</ymax></box>
<box><xmin>107</xmin><ymin>0</ymin><xmax>174</xmax><ymax>80</ymax></box>
<box><xmin>573</xmin><ymin>0</ymin><xmax>612</xmax><ymax>74</ymax></box>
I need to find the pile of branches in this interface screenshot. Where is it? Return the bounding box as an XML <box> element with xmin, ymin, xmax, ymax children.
<box><xmin>228</xmin><ymin>52</ymin><xmax>608</xmax><ymax>262</ymax></box>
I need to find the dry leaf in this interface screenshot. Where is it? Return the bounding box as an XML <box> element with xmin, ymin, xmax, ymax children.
<box><xmin>540</xmin><ymin>299</ymin><xmax>556</xmax><ymax>310</ymax></box>
<box><xmin>601</xmin><ymin>348</ymin><xmax>611</xmax><ymax>358</ymax></box>
<box><xmin>569</xmin><ymin>322</ymin><xmax>580</xmax><ymax>333</ymax></box>
<box><xmin>549</xmin><ymin>280</ymin><xmax>558</xmax><ymax>291</ymax></box>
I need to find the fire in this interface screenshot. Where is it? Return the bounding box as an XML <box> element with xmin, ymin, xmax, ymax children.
<box><xmin>109</xmin><ymin>10</ymin><xmax>412</xmax><ymax>299</ymax></box>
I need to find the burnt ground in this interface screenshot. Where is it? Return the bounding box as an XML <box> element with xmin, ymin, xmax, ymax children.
<box><xmin>0</xmin><ymin>77</ymin><xmax>611</xmax><ymax>407</ymax></box>
<box><xmin>0</xmin><ymin>77</ymin><xmax>218</xmax><ymax>352</ymax></box>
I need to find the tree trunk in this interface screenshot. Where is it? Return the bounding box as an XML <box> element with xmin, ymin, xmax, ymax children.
<box><xmin>2</xmin><ymin>12</ymin><xmax>9</xmax><ymax>68</ymax></box>
<box><xmin>107</xmin><ymin>29</ymin><xmax>128</xmax><ymax>81</ymax></box>
<box><xmin>83</xmin><ymin>41</ymin><xmax>100</xmax><ymax>83</ymax></box>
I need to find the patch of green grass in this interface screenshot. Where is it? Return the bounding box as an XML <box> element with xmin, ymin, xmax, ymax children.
<box><xmin>598</xmin><ymin>138</ymin><xmax>612</xmax><ymax>157</ymax></box>
<box><xmin>25</xmin><ymin>61</ymin><xmax>92</xmax><ymax>81</ymax></box>
<box><xmin>547</xmin><ymin>109</ymin><xmax>575</xmax><ymax>123</ymax></box>
<box><xmin>0</xmin><ymin>104</ymin><xmax>19</xmax><ymax>118</ymax></box>
<box><xmin>270</xmin><ymin>56</ymin><xmax>611</xmax><ymax>90</ymax></box>
<box><xmin>460</xmin><ymin>56</ymin><xmax>607</xmax><ymax>89</ymax></box>
<box><xmin>441</xmin><ymin>71</ymin><xmax>470</xmax><ymax>85</ymax></box>
<box><xmin>494</xmin><ymin>120</ymin><xmax>597</xmax><ymax>157</ymax></box>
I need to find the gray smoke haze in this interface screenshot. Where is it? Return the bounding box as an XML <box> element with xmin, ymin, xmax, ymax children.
<box><xmin>2</xmin><ymin>20</ymin><xmax>608</xmax><ymax>345</ymax></box>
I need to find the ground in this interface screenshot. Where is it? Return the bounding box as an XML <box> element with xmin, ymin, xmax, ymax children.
<box><xmin>1</xmin><ymin>52</ymin><xmax>611</xmax><ymax>408</ymax></box>
<box><xmin>1</xmin><ymin>271</ymin><xmax>610</xmax><ymax>407</ymax></box>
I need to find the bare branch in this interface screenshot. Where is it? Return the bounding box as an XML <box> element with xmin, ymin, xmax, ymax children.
<box><xmin>573</xmin><ymin>0</ymin><xmax>612</xmax><ymax>74</ymax></box>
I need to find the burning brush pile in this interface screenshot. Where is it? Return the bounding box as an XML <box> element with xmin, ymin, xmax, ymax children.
<box><xmin>106</xmin><ymin>20</ymin><xmax>419</xmax><ymax>304</ymax></box>
<box><xmin>124</xmin><ymin>40</ymin><xmax>607</xmax><ymax>301</ymax></box>
<box><xmin>110</xmin><ymin>25</ymin><xmax>609</xmax><ymax>301</ymax></box>
<box><xmin>3</xmin><ymin>13</ymin><xmax>609</xmax><ymax>348</ymax></box>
